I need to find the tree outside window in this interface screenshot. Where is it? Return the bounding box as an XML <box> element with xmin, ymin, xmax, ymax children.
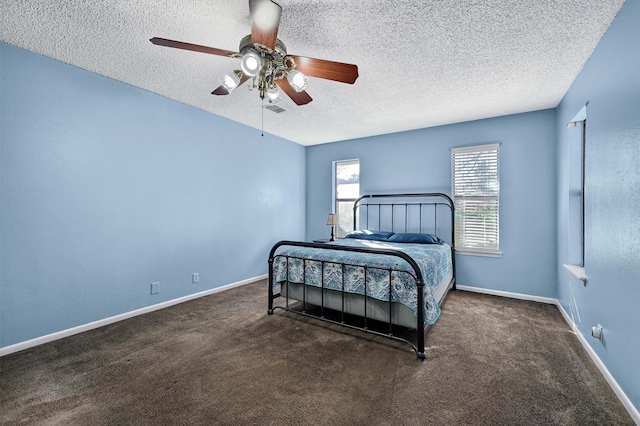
<box><xmin>335</xmin><ymin>160</ymin><xmax>359</xmax><ymax>238</ymax></box>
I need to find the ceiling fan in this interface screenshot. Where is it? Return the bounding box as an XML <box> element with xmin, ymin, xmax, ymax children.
<box><xmin>150</xmin><ymin>0</ymin><xmax>359</xmax><ymax>106</ymax></box>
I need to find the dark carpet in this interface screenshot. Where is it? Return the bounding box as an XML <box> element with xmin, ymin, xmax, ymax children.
<box><xmin>0</xmin><ymin>280</ymin><xmax>633</xmax><ymax>425</ymax></box>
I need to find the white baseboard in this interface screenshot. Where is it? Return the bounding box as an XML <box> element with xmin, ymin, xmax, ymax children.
<box><xmin>0</xmin><ymin>274</ymin><xmax>267</xmax><ymax>358</ymax></box>
<box><xmin>456</xmin><ymin>285</ymin><xmax>557</xmax><ymax>305</ymax></box>
<box><xmin>457</xmin><ymin>284</ymin><xmax>639</xmax><ymax>424</ymax></box>
<box><xmin>555</xmin><ymin>302</ymin><xmax>640</xmax><ymax>425</ymax></box>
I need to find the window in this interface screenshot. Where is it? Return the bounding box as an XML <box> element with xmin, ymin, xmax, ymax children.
<box><xmin>334</xmin><ymin>159</ymin><xmax>360</xmax><ymax>238</ymax></box>
<box><xmin>452</xmin><ymin>143</ymin><xmax>500</xmax><ymax>256</ymax></box>
<box><xmin>567</xmin><ymin>105</ymin><xmax>587</xmax><ymax>267</ymax></box>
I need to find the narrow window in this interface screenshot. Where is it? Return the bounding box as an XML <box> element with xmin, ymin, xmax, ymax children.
<box><xmin>568</xmin><ymin>105</ymin><xmax>587</xmax><ymax>267</ymax></box>
<box><xmin>334</xmin><ymin>159</ymin><xmax>360</xmax><ymax>238</ymax></box>
<box><xmin>452</xmin><ymin>143</ymin><xmax>501</xmax><ymax>256</ymax></box>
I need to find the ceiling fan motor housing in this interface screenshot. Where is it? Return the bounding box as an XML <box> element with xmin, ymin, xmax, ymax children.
<box><xmin>239</xmin><ymin>34</ymin><xmax>291</xmax><ymax>87</ymax></box>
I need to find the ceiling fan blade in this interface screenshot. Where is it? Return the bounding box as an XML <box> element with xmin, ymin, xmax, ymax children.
<box><xmin>212</xmin><ymin>74</ymin><xmax>251</xmax><ymax>96</ymax></box>
<box><xmin>276</xmin><ymin>79</ymin><xmax>312</xmax><ymax>105</ymax></box>
<box><xmin>287</xmin><ymin>55</ymin><xmax>359</xmax><ymax>84</ymax></box>
<box><xmin>150</xmin><ymin>37</ymin><xmax>238</xmax><ymax>58</ymax></box>
<box><xmin>212</xmin><ymin>86</ymin><xmax>230</xmax><ymax>96</ymax></box>
<box><xmin>249</xmin><ymin>0</ymin><xmax>282</xmax><ymax>50</ymax></box>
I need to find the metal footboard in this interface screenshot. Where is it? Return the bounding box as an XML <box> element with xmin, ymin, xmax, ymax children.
<box><xmin>268</xmin><ymin>241</ymin><xmax>429</xmax><ymax>359</ymax></box>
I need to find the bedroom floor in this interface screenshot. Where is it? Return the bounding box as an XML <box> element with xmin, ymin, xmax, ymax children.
<box><xmin>0</xmin><ymin>280</ymin><xmax>633</xmax><ymax>425</ymax></box>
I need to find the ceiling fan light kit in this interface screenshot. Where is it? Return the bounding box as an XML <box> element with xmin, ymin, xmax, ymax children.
<box><xmin>150</xmin><ymin>0</ymin><xmax>359</xmax><ymax>106</ymax></box>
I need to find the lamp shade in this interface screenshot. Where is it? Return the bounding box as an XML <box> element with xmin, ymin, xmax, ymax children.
<box><xmin>267</xmin><ymin>86</ymin><xmax>281</xmax><ymax>104</ymax></box>
<box><xmin>287</xmin><ymin>69</ymin><xmax>308</xmax><ymax>92</ymax></box>
<box><xmin>326</xmin><ymin>214</ymin><xmax>339</xmax><ymax>226</ymax></box>
<box><xmin>241</xmin><ymin>51</ymin><xmax>261</xmax><ymax>77</ymax></box>
<box><xmin>220</xmin><ymin>71</ymin><xmax>241</xmax><ymax>93</ymax></box>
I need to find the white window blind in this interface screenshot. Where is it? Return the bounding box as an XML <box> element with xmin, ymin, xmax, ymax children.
<box><xmin>452</xmin><ymin>143</ymin><xmax>500</xmax><ymax>256</ymax></box>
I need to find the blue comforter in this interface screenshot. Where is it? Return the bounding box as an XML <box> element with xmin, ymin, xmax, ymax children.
<box><xmin>272</xmin><ymin>238</ymin><xmax>452</xmax><ymax>325</ymax></box>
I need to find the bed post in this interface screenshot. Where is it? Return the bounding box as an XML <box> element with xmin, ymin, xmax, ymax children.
<box><xmin>446</xmin><ymin>193</ymin><xmax>457</xmax><ymax>291</ymax></box>
<box><xmin>416</xmin><ymin>281</ymin><xmax>426</xmax><ymax>360</ymax></box>
<box><xmin>267</xmin><ymin>256</ymin><xmax>275</xmax><ymax>315</ymax></box>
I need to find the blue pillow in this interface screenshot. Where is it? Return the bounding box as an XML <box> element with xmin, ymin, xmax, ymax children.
<box><xmin>387</xmin><ymin>233</ymin><xmax>444</xmax><ymax>244</ymax></box>
<box><xmin>345</xmin><ymin>229</ymin><xmax>395</xmax><ymax>241</ymax></box>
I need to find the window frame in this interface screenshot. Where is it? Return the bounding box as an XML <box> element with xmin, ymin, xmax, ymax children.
<box><xmin>333</xmin><ymin>159</ymin><xmax>360</xmax><ymax>239</ymax></box>
<box><xmin>451</xmin><ymin>143</ymin><xmax>501</xmax><ymax>257</ymax></box>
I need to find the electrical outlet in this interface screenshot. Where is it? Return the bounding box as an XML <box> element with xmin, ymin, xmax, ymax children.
<box><xmin>151</xmin><ymin>282</ymin><xmax>159</xmax><ymax>295</ymax></box>
<box><xmin>192</xmin><ymin>273</ymin><xmax>199</xmax><ymax>283</ymax></box>
<box><xmin>591</xmin><ymin>324</ymin><xmax>603</xmax><ymax>341</ymax></box>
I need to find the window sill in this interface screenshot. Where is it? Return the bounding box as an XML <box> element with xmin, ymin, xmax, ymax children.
<box><xmin>563</xmin><ymin>264</ymin><xmax>586</xmax><ymax>284</ymax></box>
<box><xmin>455</xmin><ymin>249</ymin><xmax>502</xmax><ymax>258</ymax></box>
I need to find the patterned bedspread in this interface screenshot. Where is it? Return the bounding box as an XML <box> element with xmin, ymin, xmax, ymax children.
<box><xmin>272</xmin><ymin>239</ymin><xmax>452</xmax><ymax>325</ymax></box>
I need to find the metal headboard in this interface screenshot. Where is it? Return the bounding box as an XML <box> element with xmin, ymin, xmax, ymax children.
<box><xmin>353</xmin><ymin>192</ymin><xmax>455</xmax><ymax>249</ymax></box>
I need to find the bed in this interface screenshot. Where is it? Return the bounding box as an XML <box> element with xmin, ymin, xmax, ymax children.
<box><xmin>267</xmin><ymin>192</ymin><xmax>456</xmax><ymax>359</ymax></box>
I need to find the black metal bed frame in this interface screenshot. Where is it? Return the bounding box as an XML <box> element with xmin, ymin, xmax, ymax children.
<box><xmin>267</xmin><ymin>192</ymin><xmax>455</xmax><ymax>359</ymax></box>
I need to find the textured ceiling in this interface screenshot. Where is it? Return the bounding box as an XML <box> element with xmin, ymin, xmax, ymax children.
<box><xmin>0</xmin><ymin>0</ymin><xmax>625</xmax><ymax>146</ymax></box>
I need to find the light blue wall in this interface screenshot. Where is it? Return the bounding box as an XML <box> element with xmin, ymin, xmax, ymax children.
<box><xmin>0</xmin><ymin>42</ymin><xmax>306</xmax><ymax>348</ymax></box>
<box><xmin>556</xmin><ymin>0</ymin><xmax>640</xmax><ymax>411</ymax></box>
<box><xmin>306</xmin><ymin>109</ymin><xmax>558</xmax><ymax>298</ymax></box>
